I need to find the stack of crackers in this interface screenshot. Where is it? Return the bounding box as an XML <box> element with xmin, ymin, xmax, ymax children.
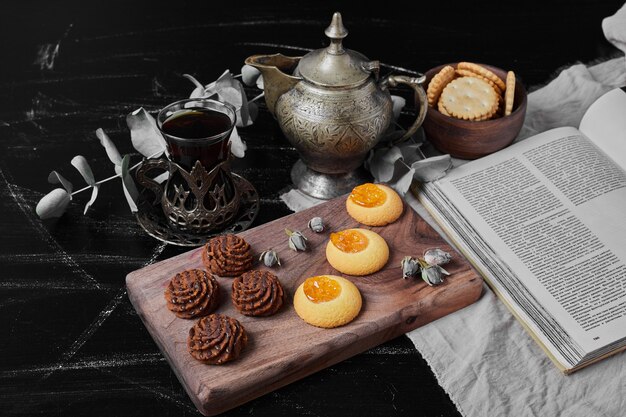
<box><xmin>427</xmin><ymin>62</ymin><xmax>516</xmax><ymax>121</ymax></box>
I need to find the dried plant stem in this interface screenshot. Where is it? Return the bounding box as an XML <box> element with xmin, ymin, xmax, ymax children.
<box><xmin>249</xmin><ymin>92</ymin><xmax>265</xmax><ymax>103</ymax></box>
<box><xmin>71</xmin><ymin>150</ymin><xmax>161</xmax><ymax>196</ymax></box>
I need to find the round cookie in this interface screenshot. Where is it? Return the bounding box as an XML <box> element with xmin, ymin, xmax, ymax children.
<box><xmin>439</xmin><ymin>77</ymin><xmax>498</xmax><ymax>121</ymax></box>
<box><xmin>427</xmin><ymin>65</ymin><xmax>456</xmax><ymax>107</ymax></box>
<box><xmin>188</xmin><ymin>314</ymin><xmax>248</xmax><ymax>365</ymax></box>
<box><xmin>504</xmin><ymin>71</ymin><xmax>516</xmax><ymax>116</ymax></box>
<box><xmin>231</xmin><ymin>270</ymin><xmax>284</xmax><ymax>317</ymax></box>
<box><xmin>455</xmin><ymin>68</ymin><xmax>503</xmax><ymax>96</ymax></box>
<box><xmin>164</xmin><ymin>269</ymin><xmax>220</xmax><ymax>319</ymax></box>
<box><xmin>325</xmin><ymin>228</ymin><xmax>389</xmax><ymax>276</ymax></box>
<box><xmin>293</xmin><ymin>275</ymin><xmax>362</xmax><ymax>328</ymax></box>
<box><xmin>202</xmin><ymin>234</ymin><xmax>253</xmax><ymax>277</ymax></box>
<box><xmin>346</xmin><ymin>183</ymin><xmax>403</xmax><ymax>226</ymax></box>
<box><xmin>457</xmin><ymin>62</ymin><xmax>507</xmax><ymax>92</ymax></box>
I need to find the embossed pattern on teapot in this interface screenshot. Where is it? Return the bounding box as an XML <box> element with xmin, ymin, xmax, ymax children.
<box><xmin>275</xmin><ymin>80</ymin><xmax>392</xmax><ymax>173</ymax></box>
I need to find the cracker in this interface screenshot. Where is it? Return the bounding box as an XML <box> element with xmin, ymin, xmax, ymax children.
<box><xmin>437</xmin><ymin>96</ymin><xmax>450</xmax><ymax>116</ymax></box>
<box><xmin>490</xmin><ymin>93</ymin><xmax>503</xmax><ymax>118</ymax></box>
<box><xmin>427</xmin><ymin>65</ymin><xmax>456</xmax><ymax>107</ymax></box>
<box><xmin>504</xmin><ymin>71</ymin><xmax>516</xmax><ymax>116</ymax></box>
<box><xmin>457</xmin><ymin>62</ymin><xmax>506</xmax><ymax>92</ymax></box>
<box><xmin>439</xmin><ymin>77</ymin><xmax>498</xmax><ymax>121</ymax></box>
<box><xmin>455</xmin><ymin>68</ymin><xmax>503</xmax><ymax>96</ymax></box>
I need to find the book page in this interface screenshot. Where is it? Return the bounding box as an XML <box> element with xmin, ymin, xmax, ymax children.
<box><xmin>580</xmin><ymin>88</ymin><xmax>626</xmax><ymax>169</ymax></box>
<box><xmin>434</xmin><ymin>127</ymin><xmax>626</xmax><ymax>354</ymax></box>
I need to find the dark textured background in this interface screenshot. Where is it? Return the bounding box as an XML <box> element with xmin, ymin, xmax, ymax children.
<box><xmin>0</xmin><ymin>1</ymin><xmax>622</xmax><ymax>415</ymax></box>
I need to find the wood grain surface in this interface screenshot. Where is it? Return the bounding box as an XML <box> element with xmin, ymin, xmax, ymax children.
<box><xmin>127</xmin><ymin>195</ymin><xmax>482</xmax><ymax>415</ymax></box>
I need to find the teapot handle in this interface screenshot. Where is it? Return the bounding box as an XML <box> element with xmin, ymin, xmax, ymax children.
<box><xmin>386</xmin><ymin>75</ymin><xmax>428</xmax><ymax>145</ymax></box>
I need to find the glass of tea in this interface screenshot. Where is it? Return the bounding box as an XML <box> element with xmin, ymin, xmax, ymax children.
<box><xmin>136</xmin><ymin>98</ymin><xmax>241</xmax><ymax>233</ymax></box>
<box><xmin>157</xmin><ymin>98</ymin><xmax>236</xmax><ymax>171</ymax></box>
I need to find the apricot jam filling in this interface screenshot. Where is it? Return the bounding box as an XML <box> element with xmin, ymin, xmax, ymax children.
<box><xmin>330</xmin><ymin>230</ymin><xmax>369</xmax><ymax>253</ymax></box>
<box><xmin>349</xmin><ymin>183</ymin><xmax>386</xmax><ymax>207</ymax></box>
<box><xmin>303</xmin><ymin>276</ymin><xmax>341</xmax><ymax>303</ymax></box>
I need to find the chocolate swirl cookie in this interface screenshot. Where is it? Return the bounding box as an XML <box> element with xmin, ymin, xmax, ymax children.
<box><xmin>164</xmin><ymin>269</ymin><xmax>220</xmax><ymax>319</ymax></box>
<box><xmin>231</xmin><ymin>270</ymin><xmax>285</xmax><ymax>317</ymax></box>
<box><xmin>188</xmin><ymin>314</ymin><xmax>248</xmax><ymax>365</ymax></box>
<box><xmin>202</xmin><ymin>234</ymin><xmax>254</xmax><ymax>277</ymax></box>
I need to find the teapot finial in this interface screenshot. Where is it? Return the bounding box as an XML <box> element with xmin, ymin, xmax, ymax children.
<box><xmin>325</xmin><ymin>12</ymin><xmax>348</xmax><ymax>55</ymax></box>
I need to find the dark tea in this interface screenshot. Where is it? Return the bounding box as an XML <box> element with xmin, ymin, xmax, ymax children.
<box><xmin>161</xmin><ymin>108</ymin><xmax>232</xmax><ymax>171</ymax></box>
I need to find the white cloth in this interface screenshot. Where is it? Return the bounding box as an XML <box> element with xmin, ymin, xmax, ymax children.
<box><xmin>604</xmin><ymin>3</ymin><xmax>626</xmax><ymax>55</ymax></box>
<box><xmin>280</xmin><ymin>4</ymin><xmax>626</xmax><ymax>416</ymax></box>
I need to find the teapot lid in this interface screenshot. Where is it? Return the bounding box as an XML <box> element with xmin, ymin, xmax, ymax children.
<box><xmin>296</xmin><ymin>12</ymin><xmax>378</xmax><ymax>87</ymax></box>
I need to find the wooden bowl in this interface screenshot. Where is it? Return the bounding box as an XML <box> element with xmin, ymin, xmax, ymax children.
<box><xmin>422</xmin><ymin>63</ymin><xmax>527</xmax><ymax>160</ymax></box>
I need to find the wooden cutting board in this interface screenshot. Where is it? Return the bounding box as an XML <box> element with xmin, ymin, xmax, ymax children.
<box><xmin>126</xmin><ymin>194</ymin><xmax>483</xmax><ymax>415</ymax></box>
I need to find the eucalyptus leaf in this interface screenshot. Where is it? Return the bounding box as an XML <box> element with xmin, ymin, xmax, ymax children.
<box><xmin>36</xmin><ymin>188</ymin><xmax>71</xmax><ymax>219</ymax></box>
<box><xmin>399</xmin><ymin>143</ymin><xmax>424</xmax><ymax>165</ymax></box>
<box><xmin>120</xmin><ymin>154</ymin><xmax>138</xmax><ymax>213</ymax></box>
<box><xmin>96</xmin><ymin>128</ymin><xmax>122</xmax><ymax>169</ymax></box>
<box><xmin>47</xmin><ymin>170</ymin><xmax>73</xmax><ymax>193</ymax></box>
<box><xmin>248</xmin><ymin>101</ymin><xmax>259</xmax><ymax>123</ymax></box>
<box><xmin>217</xmin><ymin>86</ymin><xmax>243</xmax><ymax>110</ymax></box>
<box><xmin>70</xmin><ymin>155</ymin><xmax>95</xmax><ymax>185</ymax></box>
<box><xmin>187</xmin><ymin>71</ymin><xmax>254</xmax><ymax>128</ymax></box>
<box><xmin>84</xmin><ymin>184</ymin><xmax>99</xmax><ymax>215</ymax></box>
<box><xmin>391</xmin><ymin>95</ymin><xmax>406</xmax><ymax>121</ymax></box>
<box><xmin>366</xmin><ymin>146</ymin><xmax>403</xmax><ymax>182</ymax></box>
<box><xmin>127</xmin><ymin>108</ymin><xmax>167</xmax><ymax>158</ymax></box>
<box><xmin>388</xmin><ymin>158</ymin><xmax>415</xmax><ymax>195</ymax></box>
<box><xmin>69</xmin><ymin>155</ymin><xmax>101</xmax><ymax>214</ymax></box>
<box><xmin>229</xmin><ymin>127</ymin><xmax>246</xmax><ymax>158</ymax></box>
<box><xmin>233</xmin><ymin>81</ymin><xmax>252</xmax><ymax>127</ymax></box>
<box><xmin>189</xmin><ymin>88</ymin><xmax>205</xmax><ymax>99</ymax></box>
<box><xmin>411</xmin><ymin>154</ymin><xmax>453</xmax><ymax>182</ymax></box>
<box><xmin>241</xmin><ymin>64</ymin><xmax>262</xmax><ymax>86</ymax></box>
<box><xmin>214</xmin><ymin>70</ymin><xmax>236</xmax><ymax>90</ymax></box>
<box><xmin>212</xmin><ymin>73</ymin><xmax>250</xmax><ymax>128</ymax></box>
<box><xmin>183</xmin><ymin>73</ymin><xmax>206</xmax><ymax>98</ymax></box>
<box><xmin>204</xmin><ymin>70</ymin><xmax>233</xmax><ymax>96</ymax></box>
<box><xmin>153</xmin><ymin>171</ymin><xmax>169</xmax><ymax>184</ymax></box>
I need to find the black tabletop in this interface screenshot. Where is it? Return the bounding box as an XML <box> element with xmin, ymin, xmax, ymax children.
<box><xmin>1</xmin><ymin>1</ymin><xmax>622</xmax><ymax>416</ymax></box>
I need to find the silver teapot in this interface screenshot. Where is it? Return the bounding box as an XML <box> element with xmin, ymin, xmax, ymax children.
<box><xmin>245</xmin><ymin>12</ymin><xmax>427</xmax><ymax>199</ymax></box>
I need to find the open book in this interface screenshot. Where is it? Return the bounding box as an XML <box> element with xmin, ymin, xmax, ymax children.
<box><xmin>416</xmin><ymin>88</ymin><xmax>626</xmax><ymax>374</ymax></box>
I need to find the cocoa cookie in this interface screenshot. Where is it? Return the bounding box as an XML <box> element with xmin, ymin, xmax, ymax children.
<box><xmin>202</xmin><ymin>234</ymin><xmax>254</xmax><ymax>277</ymax></box>
<box><xmin>164</xmin><ymin>269</ymin><xmax>220</xmax><ymax>319</ymax></box>
<box><xmin>231</xmin><ymin>270</ymin><xmax>284</xmax><ymax>317</ymax></box>
<box><xmin>188</xmin><ymin>314</ymin><xmax>248</xmax><ymax>365</ymax></box>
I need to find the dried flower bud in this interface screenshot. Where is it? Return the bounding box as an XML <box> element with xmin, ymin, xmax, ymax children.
<box><xmin>421</xmin><ymin>265</ymin><xmax>450</xmax><ymax>286</ymax></box>
<box><xmin>401</xmin><ymin>256</ymin><xmax>421</xmax><ymax>279</ymax></box>
<box><xmin>285</xmin><ymin>229</ymin><xmax>308</xmax><ymax>252</ymax></box>
<box><xmin>424</xmin><ymin>248</ymin><xmax>452</xmax><ymax>266</ymax></box>
<box><xmin>259</xmin><ymin>249</ymin><xmax>281</xmax><ymax>268</ymax></box>
<box><xmin>308</xmin><ymin>217</ymin><xmax>324</xmax><ymax>233</ymax></box>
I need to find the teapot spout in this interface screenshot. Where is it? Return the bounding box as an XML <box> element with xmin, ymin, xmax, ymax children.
<box><xmin>245</xmin><ymin>54</ymin><xmax>302</xmax><ymax>115</ymax></box>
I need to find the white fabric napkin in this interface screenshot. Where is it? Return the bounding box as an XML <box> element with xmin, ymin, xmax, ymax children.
<box><xmin>279</xmin><ymin>4</ymin><xmax>626</xmax><ymax>416</ymax></box>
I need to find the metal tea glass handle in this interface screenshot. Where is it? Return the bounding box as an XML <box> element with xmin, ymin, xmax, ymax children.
<box><xmin>135</xmin><ymin>158</ymin><xmax>171</xmax><ymax>205</ymax></box>
<box><xmin>386</xmin><ymin>74</ymin><xmax>428</xmax><ymax>145</ymax></box>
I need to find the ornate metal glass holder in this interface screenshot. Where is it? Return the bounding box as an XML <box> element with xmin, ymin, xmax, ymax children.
<box><xmin>135</xmin><ymin>158</ymin><xmax>259</xmax><ymax>246</ymax></box>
